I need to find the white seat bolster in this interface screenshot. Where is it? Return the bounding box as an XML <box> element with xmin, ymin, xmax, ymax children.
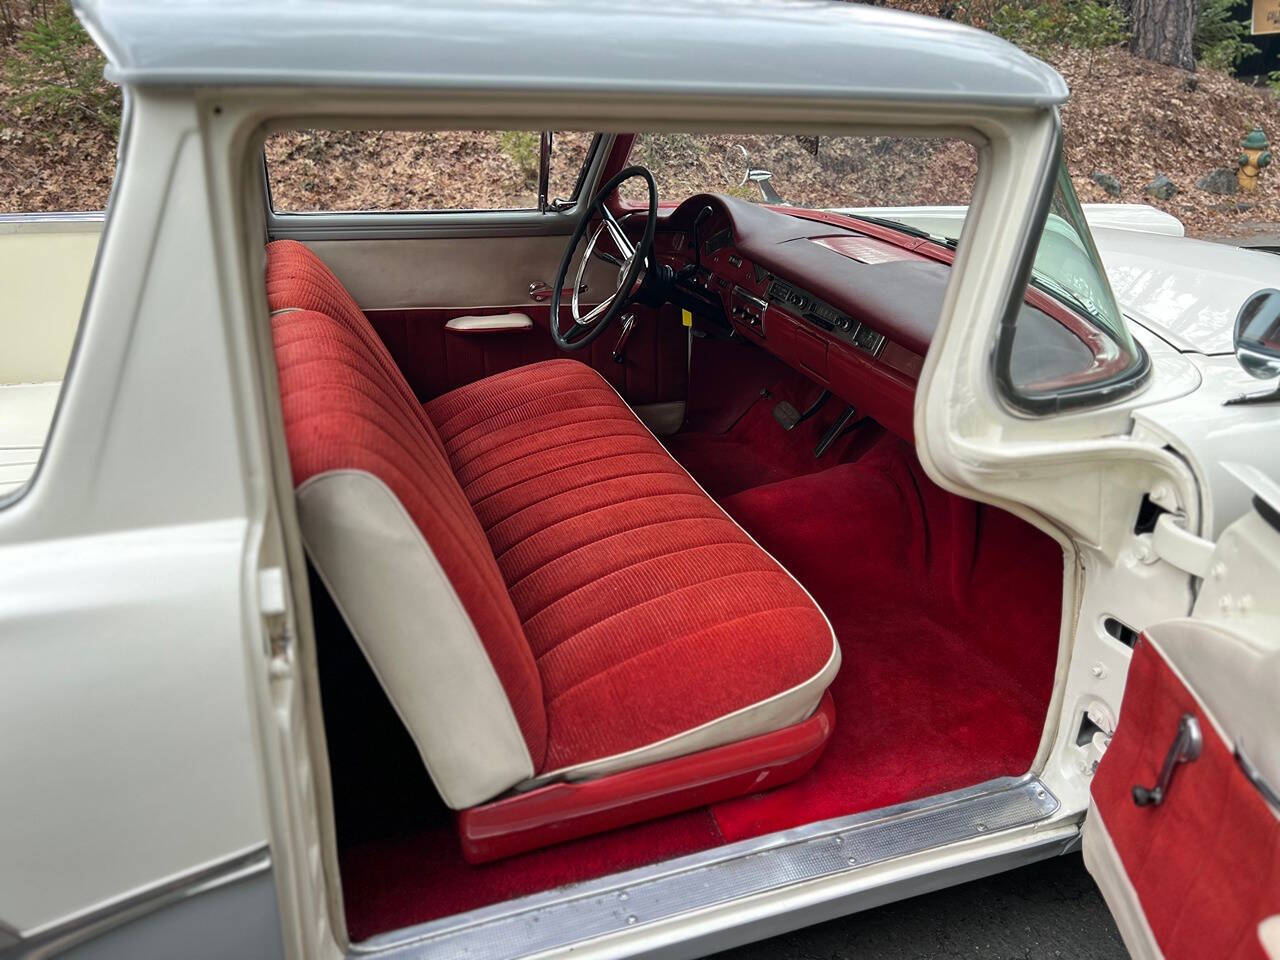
<box><xmin>297</xmin><ymin>469</ymin><xmax>534</xmax><ymax>809</ymax></box>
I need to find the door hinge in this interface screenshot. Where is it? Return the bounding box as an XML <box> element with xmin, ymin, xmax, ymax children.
<box><xmin>1151</xmin><ymin>513</ymin><xmax>1215</xmax><ymax>578</ymax></box>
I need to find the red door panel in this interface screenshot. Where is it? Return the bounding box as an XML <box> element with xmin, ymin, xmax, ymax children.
<box><xmin>368</xmin><ymin>303</ymin><xmax>688</xmax><ymax>405</ymax></box>
<box><xmin>1091</xmin><ymin>636</ymin><xmax>1280</xmax><ymax>960</ymax></box>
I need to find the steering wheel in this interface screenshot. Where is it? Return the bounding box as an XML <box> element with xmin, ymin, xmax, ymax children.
<box><xmin>550</xmin><ymin>165</ymin><xmax>658</xmax><ymax>351</ymax></box>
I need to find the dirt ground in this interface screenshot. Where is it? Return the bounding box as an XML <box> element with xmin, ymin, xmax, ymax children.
<box><xmin>2</xmin><ymin>20</ymin><xmax>1279</xmax><ymax>237</ymax></box>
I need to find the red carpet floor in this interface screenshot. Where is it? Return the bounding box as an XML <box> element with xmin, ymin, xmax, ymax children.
<box><xmin>336</xmin><ymin>390</ymin><xmax>1062</xmax><ymax>940</ymax></box>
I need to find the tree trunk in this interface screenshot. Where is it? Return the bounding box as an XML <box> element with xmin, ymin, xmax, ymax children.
<box><xmin>1130</xmin><ymin>0</ymin><xmax>1197</xmax><ymax>70</ymax></box>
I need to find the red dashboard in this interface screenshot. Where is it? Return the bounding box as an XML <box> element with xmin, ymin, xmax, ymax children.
<box><xmin>634</xmin><ymin>194</ymin><xmax>1105</xmax><ymax>440</ymax></box>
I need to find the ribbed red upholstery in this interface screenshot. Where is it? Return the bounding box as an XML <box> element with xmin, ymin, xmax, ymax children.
<box><xmin>424</xmin><ymin>360</ymin><xmax>835</xmax><ymax>773</ymax></box>
<box><xmin>267</xmin><ymin>240</ymin><xmax>548</xmax><ymax>763</ymax></box>
<box><xmin>268</xmin><ymin>239</ymin><xmax>836</xmax><ymax>784</ymax></box>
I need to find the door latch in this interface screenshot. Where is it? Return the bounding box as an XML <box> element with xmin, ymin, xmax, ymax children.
<box><xmin>258</xmin><ymin>566</ymin><xmax>293</xmax><ymax>664</ymax></box>
<box><xmin>1133</xmin><ymin>713</ymin><xmax>1202</xmax><ymax>806</ymax></box>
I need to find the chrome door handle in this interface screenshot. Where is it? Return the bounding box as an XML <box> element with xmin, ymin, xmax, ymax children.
<box><xmin>529</xmin><ymin>281</ymin><xmax>587</xmax><ymax>303</ymax></box>
<box><xmin>1132</xmin><ymin>714</ymin><xmax>1202</xmax><ymax>806</ymax></box>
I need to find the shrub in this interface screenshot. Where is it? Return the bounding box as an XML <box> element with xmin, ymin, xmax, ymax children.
<box><xmin>1195</xmin><ymin>0</ymin><xmax>1258</xmax><ymax>71</ymax></box>
<box><xmin>499</xmin><ymin>130</ymin><xmax>540</xmax><ymax>184</ymax></box>
<box><xmin>983</xmin><ymin>0</ymin><xmax>1129</xmax><ymax>52</ymax></box>
<box><xmin>4</xmin><ymin>2</ymin><xmax>120</xmax><ymax>136</ymax></box>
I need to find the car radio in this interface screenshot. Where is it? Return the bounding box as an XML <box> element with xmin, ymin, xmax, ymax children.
<box><xmin>766</xmin><ymin>278</ymin><xmax>884</xmax><ymax>357</ymax></box>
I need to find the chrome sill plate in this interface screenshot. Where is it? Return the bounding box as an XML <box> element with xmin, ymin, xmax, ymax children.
<box><xmin>353</xmin><ymin>776</ymin><xmax>1058</xmax><ymax>960</ymax></box>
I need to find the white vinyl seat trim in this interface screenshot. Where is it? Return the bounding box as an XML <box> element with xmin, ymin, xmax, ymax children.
<box><xmin>298</xmin><ymin>469</ymin><xmax>535</xmax><ymax>810</ymax></box>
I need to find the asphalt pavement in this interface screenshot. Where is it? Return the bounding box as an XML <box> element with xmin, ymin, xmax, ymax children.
<box><xmin>714</xmin><ymin>853</ymin><xmax>1128</xmax><ymax>960</ymax></box>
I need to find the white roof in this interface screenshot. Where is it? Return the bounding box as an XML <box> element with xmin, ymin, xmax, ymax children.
<box><xmin>76</xmin><ymin>0</ymin><xmax>1067</xmax><ymax>108</ymax></box>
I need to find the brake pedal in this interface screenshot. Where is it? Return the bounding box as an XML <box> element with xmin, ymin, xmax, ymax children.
<box><xmin>772</xmin><ymin>401</ymin><xmax>802</xmax><ymax>431</ymax></box>
<box><xmin>773</xmin><ymin>389</ymin><xmax>830</xmax><ymax>432</ymax></box>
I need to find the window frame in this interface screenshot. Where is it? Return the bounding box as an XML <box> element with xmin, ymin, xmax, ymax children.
<box><xmin>992</xmin><ymin>158</ymin><xmax>1151</xmax><ymax>416</ymax></box>
<box><xmin>262</xmin><ymin>129</ymin><xmax>605</xmax><ymax>241</ymax></box>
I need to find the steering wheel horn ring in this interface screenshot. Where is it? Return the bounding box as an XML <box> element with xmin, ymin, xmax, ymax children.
<box><xmin>550</xmin><ymin>165</ymin><xmax>658</xmax><ymax>351</ymax></box>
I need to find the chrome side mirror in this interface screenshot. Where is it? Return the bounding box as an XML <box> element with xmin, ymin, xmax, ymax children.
<box><xmin>1226</xmin><ymin>288</ymin><xmax>1280</xmax><ymax>406</ymax></box>
<box><xmin>722</xmin><ymin>144</ymin><xmax>782</xmax><ymax>204</ymax></box>
<box><xmin>1234</xmin><ymin>288</ymin><xmax>1280</xmax><ymax>380</ymax></box>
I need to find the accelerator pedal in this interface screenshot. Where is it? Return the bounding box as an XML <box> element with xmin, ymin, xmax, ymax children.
<box><xmin>772</xmin><ymin>390</ymin><xmax>831</xmax><ymax>432</ymax></box>
<box><xmin>814</xmin><ymin>405</ymin><xmax>858</xmax><ymax>458</ymax></box>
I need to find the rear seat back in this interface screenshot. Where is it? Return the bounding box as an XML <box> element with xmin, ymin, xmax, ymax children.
<box><xmin>267</xmin><ymin>240</ymin><xmax>546</xmax><ymax>808</ymax></box>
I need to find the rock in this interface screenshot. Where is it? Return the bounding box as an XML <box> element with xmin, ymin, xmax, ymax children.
<box><xmin>1091</xmin><ymin>171</ymin><xmax>1123</xmax><ymax>197</ymax></box>
<box><xmin>1197</xmin><ymin>167</ymin><xmax>1239</xmax><ymax>195</ymax></box>
<box><xmin>1145</xmin><ymin>174</ymin><xmax>1177</xmax><ymax>200</ymax></box>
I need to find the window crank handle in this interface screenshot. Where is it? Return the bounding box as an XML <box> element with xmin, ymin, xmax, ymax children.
<box><xmin>1132</xmin><ymin>714</ymin><xmax>1202</xmax><ymax>807</ymax></box>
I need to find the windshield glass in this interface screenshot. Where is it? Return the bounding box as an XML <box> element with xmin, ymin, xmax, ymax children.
<box><xmin>625</xmin><ymin>134</ymin><xmax>1143</xmax><ymax>406</ymax></box>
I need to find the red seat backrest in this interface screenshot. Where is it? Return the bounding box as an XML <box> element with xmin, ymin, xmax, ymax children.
<box><xmin>266</xmin><ymin>240</ymin><xmax>548</xmax><ymax>767</ymax></box>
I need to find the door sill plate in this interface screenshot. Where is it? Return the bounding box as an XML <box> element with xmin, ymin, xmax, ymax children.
<box><xmin>353</xmin><ymin>775</ymin><xmax>1060</xmax><ymax>959</ymax></box>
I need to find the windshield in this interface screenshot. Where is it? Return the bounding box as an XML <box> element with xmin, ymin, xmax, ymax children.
<box><xmin>625</xmin><ymin>134</ymin><xmax>1144</xmax><ymax>406</ymax></box>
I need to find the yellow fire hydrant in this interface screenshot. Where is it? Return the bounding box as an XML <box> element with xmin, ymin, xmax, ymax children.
<box><xmin>1237</xmin><ymin>127</ymin><xmax>1271</xmax><ymax>193</ymax></box>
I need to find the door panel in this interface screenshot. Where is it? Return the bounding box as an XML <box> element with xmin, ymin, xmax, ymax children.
<box><xmin>1086</xmin><ymin>630</ymin><xmax>1280</xmax><ymax>960</ymax></box>
<box><xmin>303</xmin><ymin>235</ymin><xmax>618</xmax><ymax>311</ymax></box>
<box><xmin>296</xmin><ymin>237</ymin><xmax>688</xmax><ymax>410</ymax></box>
<box><xmin>368</xmin><ymin>303</ymin><xmax>687</xmax><ymax>406</ymax></box>
<box><xmin>1085</xmin><ymin>502</ymin><xmax>1280</xmax><ymax>960</ymax></box>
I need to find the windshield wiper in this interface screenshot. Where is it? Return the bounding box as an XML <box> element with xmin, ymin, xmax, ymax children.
<box><xmin>845</xmin><ymin>214</ymin><xmax>957</xmax><ymax>247</ymax></box>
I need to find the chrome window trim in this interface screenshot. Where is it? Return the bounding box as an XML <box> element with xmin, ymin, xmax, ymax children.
<box><xmin>0</xmin><ymin>212</ymin><xmax>106</xmax><ymax>232</ymax></box>
<box><xmin>263</xmin><ymin>132</ymin><xmax>610</xmax><ymax>242</ymax></box>
<box><xmin>4</xmin><ymin>844</ymin><xmax>271</xmax><ymax>959</ymax></box>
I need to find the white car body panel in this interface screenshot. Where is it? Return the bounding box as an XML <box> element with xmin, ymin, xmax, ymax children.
<box><xmin>1090</xmin><ymin>227</ymin><xmax>1280</xmax><ymax>355</ymax></box>
<box><xmin>0</xmin><ymin>99</ymin><xmax>276</xmax><ymax>942</ymax></box>
<box><xmin>0</xmin><ymin>519</ymin><xmax>267</xmax><ymax>931</ymax></box>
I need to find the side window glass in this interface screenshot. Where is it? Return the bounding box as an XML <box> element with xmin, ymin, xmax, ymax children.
<box><xmin>1</xmin><ymin>6</ymin><xmax>117</xmax><ymax>501</ymax></box>
<box><xmin>265</xmin><ymin>130</ymin><xmax>594</xmax><ymax>213</ymax></box>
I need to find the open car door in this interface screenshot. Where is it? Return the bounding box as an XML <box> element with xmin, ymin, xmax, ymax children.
<box><xmin>1083</xmin><ymin>468</ymin><xmax>1280</xmax><ymax>960</ymax></box>
<box><xmin>911</xmin><ymin>123</ymin><xmax>1278</xmax><ymax>957</ymax></box>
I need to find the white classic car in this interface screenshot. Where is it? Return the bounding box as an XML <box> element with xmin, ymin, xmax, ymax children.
<box><xmin>1</xmin><ymin>2</ymin><xmax>1278</xmax><ymax>959</ymax></box>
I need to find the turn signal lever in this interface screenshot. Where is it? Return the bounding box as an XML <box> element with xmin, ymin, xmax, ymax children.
<box><xmin>1132</xmin><ymin>714</ymin><xmax>1202</xmax><ymax>807</ymax></box>
<box><xmin>612</xmin><ymin>313</ymin><xmax>637</xmax><ymax>364</ymax></box>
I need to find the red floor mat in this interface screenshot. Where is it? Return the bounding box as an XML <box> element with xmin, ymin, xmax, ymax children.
<box><xmin>707</xmin><ymin>434</ymin><xmax>1060</xmax><ymax>840</ymax></box>
<box><xmin>337</xmin><ymin>413</ymin><xmax>1061</xmax><ymax>940</ymax></box>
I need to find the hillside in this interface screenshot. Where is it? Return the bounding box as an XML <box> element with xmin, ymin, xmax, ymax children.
<box><xmin>2</xmin><ymin>5</ymin><xmax>1278</xmax><ymax>237</ymax></box>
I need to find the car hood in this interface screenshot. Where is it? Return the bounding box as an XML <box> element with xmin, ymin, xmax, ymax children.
<box><xmin>1091</xmin><ymin>226</ymin><xmax>1278</xmax><ymax>356</ymax></box>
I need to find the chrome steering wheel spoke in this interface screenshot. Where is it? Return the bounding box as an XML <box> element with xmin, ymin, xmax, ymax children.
<box><xmin>549</xmin><ymin>165</ymin><xmax>658</xmax><ymax>352</ymax></box>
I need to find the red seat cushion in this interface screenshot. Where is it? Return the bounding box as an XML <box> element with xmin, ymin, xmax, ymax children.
<box><xmin>268</xmin><ymin>238</ymin><xmax>837</xmax><ymax>803</ymax></box>
<box><xmin>267</xmin><ymin>240</ymin><xmax>548</xmax><ymax>765</ymax></box>
<box><xmin>425</xmin><ymin>360</ymin><xmax>837</xmax><ymax>774</ymax></box>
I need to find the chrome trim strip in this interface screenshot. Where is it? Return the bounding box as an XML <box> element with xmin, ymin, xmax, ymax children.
<box><xmin>0</xmin><ymin>212</ymin><xmax>105</xmax><ymax>236</ymax></box>
<box><xmin>0</xmin><ymin>212</ymin><xmax>105</xmax><ymax>223</ymax></box>
<box><xmin>4</xmin><ymin>844</ymin><xmax>271</xmax><ymax>960</ymax></box>
<box><xmin>352</xmin><ymin>776</ymin><xmax>1058</xmax><ymax>960</ymax></box>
